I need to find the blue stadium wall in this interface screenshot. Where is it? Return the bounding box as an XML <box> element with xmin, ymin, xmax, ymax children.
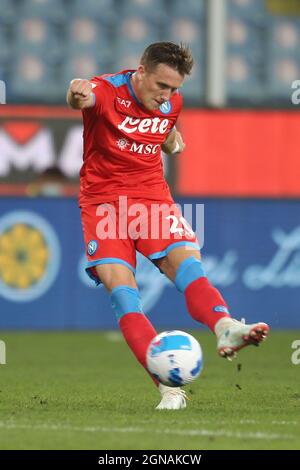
<box><xmin>0</xmin><ymin>197</ymin><xmax>299</xmax><ymax>330</ymax></box>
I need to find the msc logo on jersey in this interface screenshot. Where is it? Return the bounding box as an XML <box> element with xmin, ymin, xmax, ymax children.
<box><xmin>0</xmin><ymin>211</ymin><xmax>60</xmax><ymax>302</ymax></box>
<box><xmin>116</xmin><ymin>138</ymin><xmax>130</xmax><ymax>151</ymax></box>
<box><xmin>87</xmin><ymin>240</ymin><xmax>98</xmax><ymax>256</ymax></box>
<box><xmin>115</xmin><ymin>137</ymin><xmax>160</xmax><ymax>155</ymax></box>
<box><xmin>159</xmin><ymin>101</ymin><xmax>172</xmax><ymax>114</ymax></box>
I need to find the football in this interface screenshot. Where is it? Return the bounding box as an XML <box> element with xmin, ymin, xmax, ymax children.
<box><xmin>146</xmin><ymin>330</ymin><xmax>203</xmax><ymax>387</ymax></box>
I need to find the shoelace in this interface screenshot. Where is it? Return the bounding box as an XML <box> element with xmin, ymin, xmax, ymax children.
<box><xmin>232</xmin><ymin>317</ymin><xmax>246</xmax><ymax>326</ymax></box>
<box><xmin>162</xmin><ymin>389</ymin><xmax>188</xmax><ymax>400</ymax></box>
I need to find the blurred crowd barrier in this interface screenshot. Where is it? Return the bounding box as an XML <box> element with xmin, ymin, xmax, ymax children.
<box><xmin>1</xmin><ymin>105</ymin><xmax>300</xmax><ymax>197</ymax></box>
<box><xmin>177</xmin><ymin>109</ymin><xmax>300</xmax><ymax>196</ymax></box>
<box><xmin>0</xmin><ymin>105</ymin><xmax>81</xmax><ymax>191</ymax></box>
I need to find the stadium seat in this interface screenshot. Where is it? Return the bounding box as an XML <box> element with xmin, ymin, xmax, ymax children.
<box><xmin>163</xmin><ymin>18</ymin><xmax>203</xmax><ymax>56</ymax></box>
<box><xmin>113</xmin><ymin>17</ymin><xmax>159</xmax><ymax>67</ymax></box>
<box><xmin>119</xmin><ymin>0</ymin><xmax>168</xmax><ymax>26</ymax></box>
<box><xmin>0</xmin><ymin>0</ymin><xmax>16</xmax><ymax>26</ymax></box>
<box><xmin>227</xmin><ymin>18</ymin><xmax>262</xmax><ymax>54</ymax></box>
<box><xmin>9</xmin><ymin>54</ymin><xmax>59</xmax><ymax>102</ymax></box>
<box><xmin>116</xmin><ymin>16</ymin><xmax>159</xmax><ymax>46</ymax></box>
<box><xmin>167</xmin><ymin>0</ymin><xmax>205</xmax><ymax>21</ymax></box>
<box><xmin>267</xmin><ymin>18</ymin><xmax>300</xmax><ymax>58</ymax></box>
<box><xmin>161</xmin><ymin>17</ymin><xmax>203</xmax><ymax>88</ymax></box>
<box><xmin>70</xmin><ymin>0</ymin><xmax>117</xmax><ymax>26</ymax></box>
<box><xmin>18</xmin><ymin>0</ymin><xmax>67</xmax><ymax>24</ymax></box>
<box><xmin>181</xmin><ymin>58</ymin><xmax>204</xmax><ymax>104</ymax></box>
<box><xmin>65</xmin><ymin>18</ymin><xmax>112</xmax><ymax>65</ymax></box>
<box><xmin>0</xmin><ymin>27</ymin><xmax>9</xmax><ymax>69</ymax></box>
<box><xmin>226</xmin><ymin>54</ymin><xmax>263</xmax><ymax>102</ymax></box>
<box><xmin>60</xmin><ymin>55</ymin><xmax>106</xmax><ymax>89</ymax></box>
<box><xmin>12</xmin><ymin>17</ymin><xmax>62</xmax><ymax>65</ymax></box>
<box><xmin>112</xmin><ymin>51</ymin><xmax>141</xmax><ymax>73</ymax></box>
<box><xmin>227</xmin><ymin>0</ymin><xmax>265</xmax><ymax>24</ymax></box>
<box><xmin>266</xmin><ymin>56</ymin><xmax>300</xmax><ymax>100</ymax></box>
<box><xmin>265</xmin><ymin>18</ymin><xmax>300</xmax><ymax>101</ymax></box>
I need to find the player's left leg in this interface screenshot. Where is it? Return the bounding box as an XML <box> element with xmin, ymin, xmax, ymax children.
<box><xmin>154</xmin><ymin>246</ymin><xmax>231</xmax><ymax>332</ymax></box>
<box><xmin>155</xmin><ymin>246</ymin><xmax>269</xmax><ymax>359</ymax></box>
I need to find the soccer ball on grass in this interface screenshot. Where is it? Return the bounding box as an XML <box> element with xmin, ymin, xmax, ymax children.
<box><xmin>146</xmin><ymin>330</ymin><xmax>203</xmax><ymax>387</ymax></box>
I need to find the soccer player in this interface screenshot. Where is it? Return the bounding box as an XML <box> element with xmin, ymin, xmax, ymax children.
<box><xmin>67</xmin><ymin>42</ymin><xmax>269</xmax><ymax>410</ymax></box>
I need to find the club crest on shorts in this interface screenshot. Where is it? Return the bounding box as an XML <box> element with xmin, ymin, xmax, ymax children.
<box><xmin>87</xmin><ymin>240</ymin><xmax>98</xmax><ymax>256</ymax></box>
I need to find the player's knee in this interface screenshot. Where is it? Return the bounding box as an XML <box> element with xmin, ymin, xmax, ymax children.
<box><xmin>95</xmin><ymin>264</ymin><xmax>136</xmax><ymax>292</ymax></box>
<box><xmin>175</xmin><ymin>256</ymin><xmax>206</xmax><ymax>293</ymax></box>
<box><xmin>110</xmin><ymin>286</ymin><xmax>143</xmax><ymax>320</ymax></box>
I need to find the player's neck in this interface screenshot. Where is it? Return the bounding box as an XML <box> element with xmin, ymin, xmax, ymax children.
<box><xmin>130</xmin><ymin>72</ymin><xmax>143</xmax><ymax>103</ymax></box>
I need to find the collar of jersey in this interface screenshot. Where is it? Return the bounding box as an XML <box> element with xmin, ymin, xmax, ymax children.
<box><xmin>125</xmin><ymin>71</ymin><xmax>145</xmax><ymax>109</ymax></box>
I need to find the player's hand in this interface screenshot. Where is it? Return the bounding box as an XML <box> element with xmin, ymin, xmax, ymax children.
<box><xmin>162</xmin><ymin>129</ymin><xmax>186</xmax><ymax>155</ymax></box>
<box><xmin>67</xmin><ymin>79</ymin><xmax>95</xmax><ymax>109</ymax></box>
<box><xmin>69</xmin><ymin>79</ymin><xmax>93</xmax><ymax>101</ymax></box>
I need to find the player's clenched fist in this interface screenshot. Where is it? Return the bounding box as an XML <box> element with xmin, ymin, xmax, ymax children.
<box><xmin>70</xmin><ymin>79</ymin><xmax>92</xmax><ymax>99</ymax></box>
<box><xmin>162</xmin><ymin>128</ymin><xmax>186</xmax><ymax>155</ymax></box>
<box><xmin>67</xmin><ymin>79</ymin><xmax>95</xmax><ymax>109</ymax></box>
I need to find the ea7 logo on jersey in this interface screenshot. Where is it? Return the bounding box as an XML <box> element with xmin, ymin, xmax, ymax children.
<box><xmin>118</xmin><ymin>116</ymin><xmax>169</xmax><ymax>134</ymax></box>
<box><xmin>117</xmin><ymin>97</ymin><xmax>132</xmax><ymax>108</ymax></box>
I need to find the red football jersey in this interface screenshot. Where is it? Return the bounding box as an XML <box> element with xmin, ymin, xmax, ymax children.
<box><xmin>79</xmin><ymin>70</ymin><xmax>183</xmax><ymax>206</ymax></box>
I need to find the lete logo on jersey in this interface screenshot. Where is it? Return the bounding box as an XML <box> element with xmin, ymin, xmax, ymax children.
<box><xmin>118</xmin><ymin>116</ymin><xmax>170</xmax><ymax>134</ymax></box>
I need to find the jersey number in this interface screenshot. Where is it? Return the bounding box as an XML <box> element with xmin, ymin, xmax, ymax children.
<box><xmin>166</xmin><ymin>215</ymin><xmax>194</xmax><ymax>238</ymax></box>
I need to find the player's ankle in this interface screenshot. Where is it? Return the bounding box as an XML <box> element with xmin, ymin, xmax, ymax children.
<box><xmin>214</xmin><ymin>316</ymin><xmax>234</xmax><ymax>336</ymax></box>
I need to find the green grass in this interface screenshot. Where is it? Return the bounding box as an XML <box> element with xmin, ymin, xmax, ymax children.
<box><xmin>0</xmin><ymin>330</ymin><xmax>300</xmax><ymax>450</ymax></box>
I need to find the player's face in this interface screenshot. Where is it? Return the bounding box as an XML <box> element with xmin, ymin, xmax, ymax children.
<box><xmin>135</xmin><ymin>63</ymin><xmax>184</xmax><ymax>110</ymax></box>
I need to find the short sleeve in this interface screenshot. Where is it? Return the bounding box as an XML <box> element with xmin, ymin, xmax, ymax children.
<box><xmin>171</xmin><ymin>92</ymin><xmax>183</xmax><ymax>128</ymax></box>
<box><xmin>88</xmin><ymin>76</ymin><xmax>111</xmax><ymax>116</ymax></box>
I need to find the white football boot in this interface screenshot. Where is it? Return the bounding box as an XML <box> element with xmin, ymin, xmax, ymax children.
<box><xmin>155</xmin><ymin>384</ymin><xmax>187</xmax><ymax>410</ymax></box>
<box><xmin>215</xmin><ymin>317</ymin><xmax>269</xmax><ymax>360</ymax></box>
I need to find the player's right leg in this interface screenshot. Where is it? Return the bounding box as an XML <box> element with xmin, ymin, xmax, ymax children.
<box><xmin>95</xmin><ymin>263</ymin><xmax>158</xmax><ymax>381</ymax></box>
<box><xmin>81</xmin><ymin>203</ymin><xmax>157</xmax><ymax>379</ymax></box>
<box><xmin>95</xmin><ymin>262</ymin><xmax>187</xmax><ymax>410</ymax></box>
<box><xmin>81</xmin><ymin>202</ymin><xmax>186</xmax><ymax>409</ymax></box>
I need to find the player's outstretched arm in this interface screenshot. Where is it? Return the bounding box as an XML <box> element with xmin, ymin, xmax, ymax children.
<box><xmin>161</xmin><ymin>128</ymin><xmax>186</xmax><ymax>155</ymax></box>
<box><xmin>66</xmin><ymin>79</ymin><xmax>95</xmax><ymax>110</ymax></box>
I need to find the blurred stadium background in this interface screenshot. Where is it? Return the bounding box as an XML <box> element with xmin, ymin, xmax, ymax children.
<box><xmin>0</xmin><ymin>0</ymin><xmax>300</xmax><ymax>330</ymax></box>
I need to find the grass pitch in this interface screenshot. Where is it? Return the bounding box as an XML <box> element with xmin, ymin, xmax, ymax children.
<box><xmin>0</xmin><ymin>330</ymin><xmax>299</xmax><ymax>450</ymax></box>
